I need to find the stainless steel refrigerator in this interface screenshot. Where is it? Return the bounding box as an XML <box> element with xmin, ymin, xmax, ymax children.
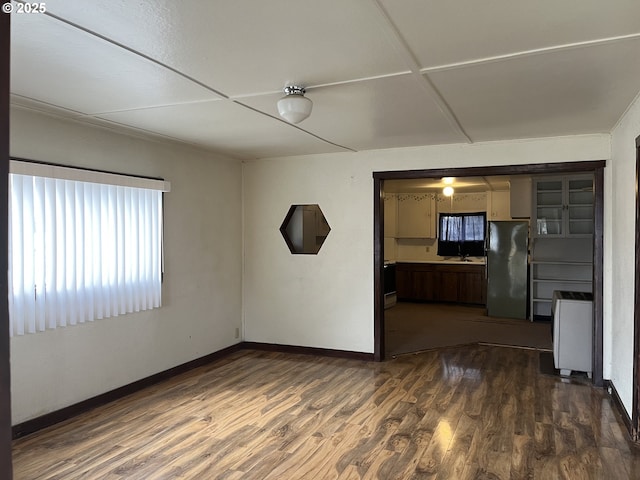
<box><xmin>486</xmin><ymin>221</ymin><xmax>528</xmax><ymax>319</ymax></box>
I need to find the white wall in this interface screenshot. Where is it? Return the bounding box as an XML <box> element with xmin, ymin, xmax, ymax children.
<box><xmin>609</xmin><ymin>93</ymin><xmax>640</xmax><ymax>416</ymax></box>
<box><xmin>243</xmin><ymin>135</ymin><xmax>610</xmax><ymax>354</ymax></box>
<box><xmin>10</xmin><ymin>106</ymin><xmax>243</xmax><ymax>424</ymax></box>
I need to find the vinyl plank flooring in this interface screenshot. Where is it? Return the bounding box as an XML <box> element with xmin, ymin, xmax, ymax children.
<box><xmin>12</xmin><ymin>346</ymin><xmax>640</xmax><ymax>480</ymax></box>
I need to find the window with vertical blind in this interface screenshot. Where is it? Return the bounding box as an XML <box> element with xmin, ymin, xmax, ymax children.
<box><xmin>8</xmin><ymin>160</ymin><xmax>170</xmax><ymax>336</ymax></box>
<box><xmin>437</xmin><ymin>212</ymin><xmax>486</xmax><ymax>257</ymax></box>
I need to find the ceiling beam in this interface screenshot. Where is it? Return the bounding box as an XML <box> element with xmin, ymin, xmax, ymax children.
<box><xmin>423</xmin><ymin>32</ymin><xmax>640</xmax><ymax>73</ymax></box>
<box><xmin>371</xmin><ymin>0</ymin><xmax>472</xmax><ymax>144</ymax></box>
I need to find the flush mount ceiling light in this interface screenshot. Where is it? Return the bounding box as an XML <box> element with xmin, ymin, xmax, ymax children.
<box><xmin>277</xmin><ymin>85</ymin><xmax>313</xmax><ymax>124</ymax></box>
<box><xmin>442</xmin><ymin>186</ymin><xmax>454</xmax><ymax>197</ymax></box>
<box><xmin>442</xmin><ymin>177</ymin><xmax>455</xmax><ymax>196</ymax></box>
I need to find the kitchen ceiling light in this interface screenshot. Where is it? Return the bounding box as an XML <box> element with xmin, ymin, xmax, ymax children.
<box><xmin>277</xmin><ymin>85</ymin><xmax>313</xmax><ymax>124</ymax></box>
<box><xmin>443</xmin><ymin>186</ymin><xmax>454</xmax><ymax>197</ymax></box>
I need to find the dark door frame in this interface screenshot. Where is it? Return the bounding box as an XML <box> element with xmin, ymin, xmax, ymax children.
<box><xmin>1</xmin><ymin>9</ymin><xmax>12</xmax><ymax>478</ymax></box>
<box><xmin>373</xmin><ymin>160</ymin><xmax>606</xmax><ymax>388</ymax></box>
<box><xmin>633</xmin><ymin>135</ymin><xmax>640</xmax><ymax>441</ymax></box>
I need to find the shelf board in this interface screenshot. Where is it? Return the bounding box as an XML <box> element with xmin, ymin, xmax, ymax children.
<box><xmin>532</xmin><ymin>278</ymin><xmax>591</xmax><ymax>283</ymax></box>
<box><xmin>531</xmin><ymin>260</ymin><xmax>592</xmax><ymax>265</ymax></box>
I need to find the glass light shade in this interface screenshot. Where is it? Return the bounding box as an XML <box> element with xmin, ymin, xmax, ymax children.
<box><xmin>442</xmin><ymin>186</ymin><xmax>454</xmax><ymax>197</ymax></box>
<box><xmin>277</xmin><ymin>94</ymin><xmax>313</xmax><ymax>124</ymax></box>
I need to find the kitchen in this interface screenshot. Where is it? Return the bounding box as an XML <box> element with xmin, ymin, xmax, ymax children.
<box><xmin>382</xmin><ymin>174</ymin><xmax>595</xmax><ymax>357</ymax></box>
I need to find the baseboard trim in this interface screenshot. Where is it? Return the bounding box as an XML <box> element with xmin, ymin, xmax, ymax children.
<box><xmin>604</xmin><ymin>379</ymin><xmax>636</xmax><ymax>441</ymax></box>
<box><xmin>240</xmin><ymin>341</ymin><xmax>375</xmax><ymax>361</ymax></box>
<box><xmin>12</xmin><ymin>343</ymin><xmax>244</xmax><ymax>439</ymax></box>
<box><xmin>12</xmin><ymin>342</ymin><xmax>374</xmax><ymax>439</ymax></box>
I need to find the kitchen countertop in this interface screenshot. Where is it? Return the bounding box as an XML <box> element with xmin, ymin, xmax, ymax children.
<box><xmin>391</xmin><ymin>259</ymin><xmax>487</xmax><ymax>265</ymax></box>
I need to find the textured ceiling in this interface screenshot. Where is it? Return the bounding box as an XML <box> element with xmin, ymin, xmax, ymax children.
<box><xmin>10</xmin><ymin>0</ymin><xmax>640</xmax><ymax>159</ymax></box>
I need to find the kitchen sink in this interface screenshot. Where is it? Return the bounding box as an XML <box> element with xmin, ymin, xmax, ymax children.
<box><xmin>437</xmin><ymin>259</ymin><xmax>486</xmax><ymax>265</ymax></box>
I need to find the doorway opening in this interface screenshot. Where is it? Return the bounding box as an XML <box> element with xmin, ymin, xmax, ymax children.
<box><xmin>373</xmin><ymin>161</ymin><xmax>605</xmax><ymax>388</ymax></box>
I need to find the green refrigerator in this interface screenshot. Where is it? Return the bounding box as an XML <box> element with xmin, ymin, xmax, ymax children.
<box><xmin>486</xmin><ymin>221</ymin><xmax>528</xmax><ymax>319</ymax></box>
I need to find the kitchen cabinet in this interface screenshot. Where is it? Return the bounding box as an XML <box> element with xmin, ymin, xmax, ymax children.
<box><xmin>412</xmin><ymin>270</ymin><xmax>440</xmax><ymax>302</ymax></box>
<box><xmin>510</xmin><ymin>177</ymin><xmax>531</xmax><ymax>218</ymax></box>
<box><xmin>395</xmin><ymin>267</ymin><xmax>413</xmax><ymax>300</ymax></box>
<box><xmin>396</xmin><ymin>263</ymin><xmax>486</xmax><ymax>305</ymax></box>
<box><xmin>438</xmin><ymin>192</ymin><xmax>487</xmax><ymax>214</ymax></box>
<box><xmin>440</xmin><ymin>272</ymin><xmax>459</xmax><ymax>302</ymax></box>
<box><xmin>487</xmin><ymin>191</ymin><xmax>510</xmax><ymax>220</ymax></box>
<box><xmin>396</xmin><ymin>194</ymin><xmax>436</xmax><ymax>238</ymax></box>
<box><xmin>459</xmin><ymin>270</ymin><xmax>487</xmax><ymax>304</ymax></box>
<box><xmin>383</xmin><ymin>194</ymin><xmax>397</xmax><ymax>237</ymax></box>
<box><xmin>532</xmin><ymin>175</ymin><xmax>593</xmax><ymax>237</ymax></box>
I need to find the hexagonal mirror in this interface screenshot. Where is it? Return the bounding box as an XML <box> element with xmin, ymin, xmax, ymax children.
<box><xmin>280</xmin><ymin>204</ymin><xmax>331</xmax><ymax>254</ymax></box>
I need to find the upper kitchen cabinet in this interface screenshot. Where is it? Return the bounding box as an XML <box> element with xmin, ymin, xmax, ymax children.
<box><xmin>509</xmin><ymin>177</ymin><xmax>532</xmax><ymax>218</ymax></box>
<box><xmin>487</xmin><ymin>190</ymin><xmax>510</xmax><ymax>220</ymax></box>
<box><xmin>438</xmin><ymin>192</ymin><xmax>487</xmax><ymax>214</ymax></box>
<box><xmin>396</xmin><ymin>193</ymin><xmax>436</xmax><ymax>238</ymax></box>
<box><xmin>532</xmin><ymin>175</ymin><xmax>594</xmax><ymax>238</ymax></box>
<box><xmin>383</xmin><ymin>194</ymin><xmax>398</xmax><ymax>237</ymax></box>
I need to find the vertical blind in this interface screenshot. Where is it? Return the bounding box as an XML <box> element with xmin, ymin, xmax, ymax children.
<box><xmin>437</xmin><ymin>212</ymin><xmax>486</xmax><ymax>257</ymax></box>
<box><xmin>439</xmin><ymin>213</ymin><xmax>486</xmax><ymax>242</ymax></box>
<box><xmin>8</xmin><ymin>169</ymin><xmax>166</xmax><ymax>336</ymax></box>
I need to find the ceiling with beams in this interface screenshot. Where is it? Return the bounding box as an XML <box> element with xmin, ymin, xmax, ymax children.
<box><xmin>9</xmin><ymin>0</ymin><xmax>640</xmax><ymax>160</ymax></box>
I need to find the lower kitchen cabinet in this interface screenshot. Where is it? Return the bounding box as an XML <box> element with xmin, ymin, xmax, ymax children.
<box><xmin>413</xmin><ymin>270</ymin><xmax>440</xmax><ymax>302</ymax></box>
<box><xmin>458</xmin><ymin>270</ymin><xmax>487</xmax><ymax>304</ymax></box>
<box><xmin>396</xmin><ymin>263</ymin><xmax>486</xmax><ymax>305</ymax></box>
<box><xmin>440</xmin><ymin>272</ymin><xmax>460</xmax><ymax>303</ymax></box>
<box><xmin>395</xmin><ymin>267</ymin><xmax>413</xmax><ymax>301</ymax></box>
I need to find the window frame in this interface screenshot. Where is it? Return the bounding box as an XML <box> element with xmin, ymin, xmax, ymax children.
<box><xmin>437</xmin><ymin>211</ymin><xmax>487</xmax><ymax>257</ymax></box>
<box><xmin>8</xmin><ymin>158</ymin><xmax>169</xmax><ymax>336</ymax></box>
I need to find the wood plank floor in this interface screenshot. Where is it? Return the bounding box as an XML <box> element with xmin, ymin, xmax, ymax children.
<box><xmin>12</xmin><ymin>345</ymin><xmax>640</xmax><ymax>479</ymax></box>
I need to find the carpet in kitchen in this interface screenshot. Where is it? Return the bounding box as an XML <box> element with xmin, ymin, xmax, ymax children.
<box><xmin>385</xmin><ymin>301</ymin><xmax>552</xmax><ymax>357</ymax></box>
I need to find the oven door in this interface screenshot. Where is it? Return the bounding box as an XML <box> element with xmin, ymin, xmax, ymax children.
<box><xmin>383</xmin><ymin>263</ymin><xmax>397</xmax><ymax>309</ymax></box>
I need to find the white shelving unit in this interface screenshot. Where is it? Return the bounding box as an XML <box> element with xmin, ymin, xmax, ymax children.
<box><xmin>529</xmin><ymin>174</ymin><xmax>594</xmax><ymax>320</ymax></box>
<box><xmin>530</xmin><ymin>259</ymin><xmax>592</xmax><ymax>319</ymax></box>
<box><xmin>532</xmin><ymin>175</ymin><xmax>593</xmax><ymax>238</ymax></box>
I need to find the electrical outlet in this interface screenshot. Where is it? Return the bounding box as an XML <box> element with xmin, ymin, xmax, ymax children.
<box><xmin>425</xmin><ymin>246</ymin><xmax>430</xmax><ymax>253</ymax></box>
<box><xmin>235</xmin><ymin>327</ymin><xmax>240</xmax><ymax>339</ymax></box>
